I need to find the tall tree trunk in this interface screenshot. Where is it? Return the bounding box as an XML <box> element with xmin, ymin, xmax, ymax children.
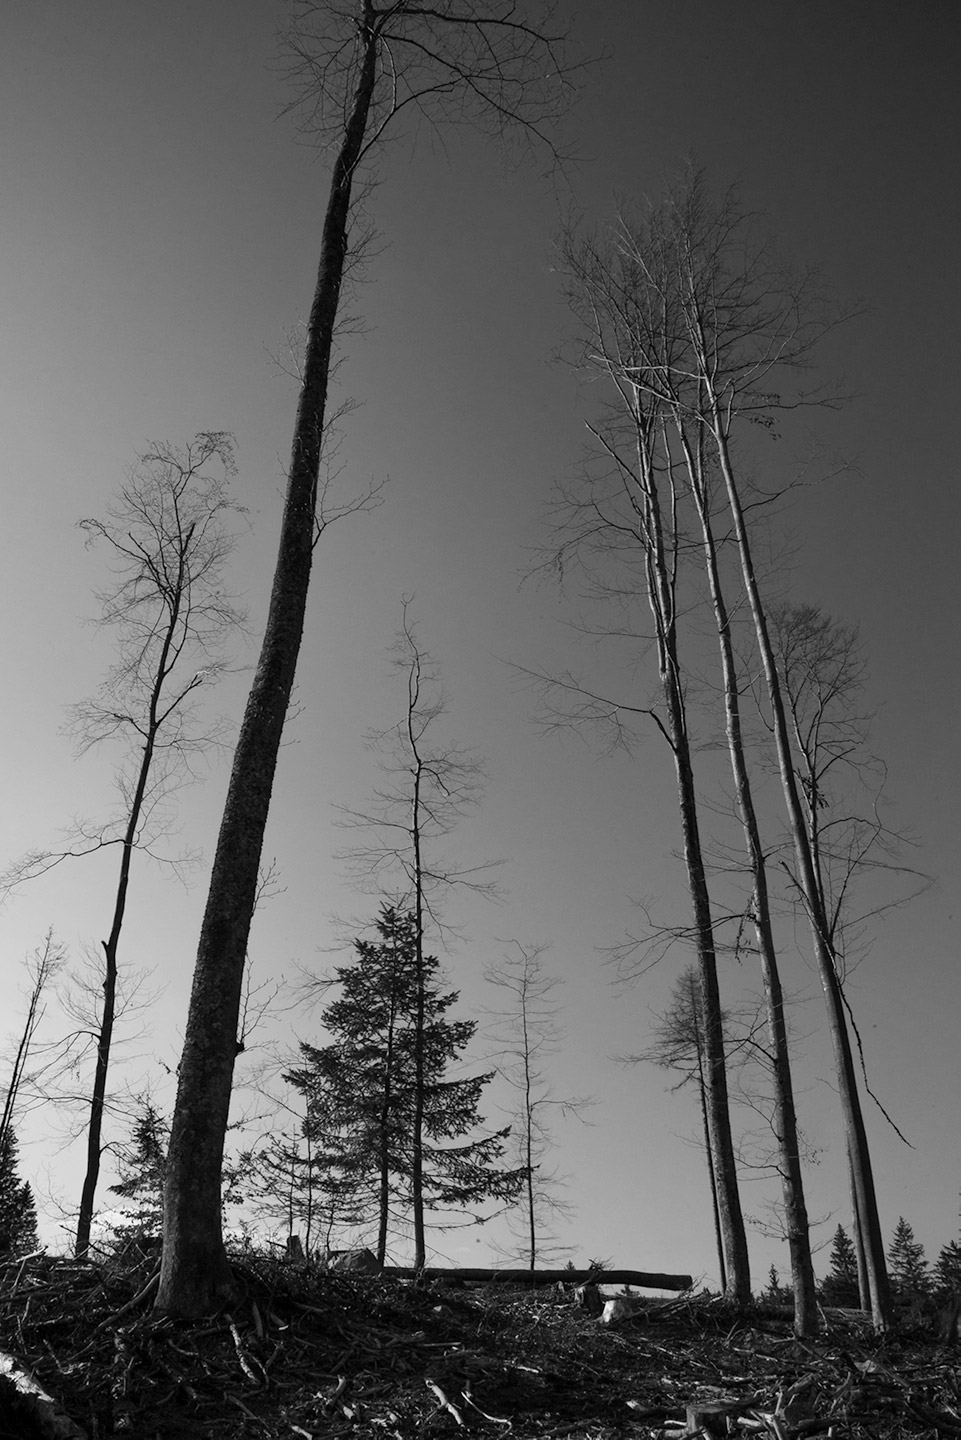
<box><xmin>694</xmin><ymin>1029</ymin><xmax>727</xmax><ymax>1295</ymax></box>
<box><xmin>676</xmin><ymin>419</ymin><xmax>817</xmax><ymax>1334</ymax></box>
<box><xmin>631</xmin><ymin>415</ymin><xmax>751</xmax><ymax>1304</ymax></box>
<box><xmin>706</xmin><ymin>413</ymin><xmax>891</xmax><ymax>1328</ymax></box>
<box><xmin>848</xmin><ymin>1149</ymin><xmax>870</xmax><ymax>1309</ymax></box>
<box><xmin>0</xmin><ymin>933</ymin><xmax>61</xmax><ymax>1152</ymax></box>
<box><xmin>75</xmin><ymin>748</ymin><xmax>151</xmax><ymax>1258</ymax></box>
<box><xmin>304</xmin><ymin>1125</ymin><xmax>314</xmax><ymax>1260</ymax></box>
<box><xmin>522</xmin><ymin>1004</ymin><xmax>536</xmax><ymax>1270</ymax></box>
<box><xmin>76</xmin><ymin>600</ymin><xmax>179</xmax><ymax>1255</ymax></box>
<box><xmin>157</xmin><ymin>20</ymin><xmax>380</xmax><ymax>1317</ymax></box>
<box><xmin>376</xmin><ymin>932</ymin><xmax>402</xmax><ymax>1266</ymax></box>
<box><xmin>665</xmin><ymin>694</ymin><xmax>750</xmax><ymax>1303</ymax></box>
<box><xmin>410</xmin><ymin>749</ymin><xmax>428</xmax><ymax>1270</ymax></box>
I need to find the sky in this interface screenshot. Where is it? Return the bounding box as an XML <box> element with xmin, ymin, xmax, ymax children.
<box><xmin>1</xmin><ymin>1</ymin><xmax>959</xmax><ymax>1288</ymax></box>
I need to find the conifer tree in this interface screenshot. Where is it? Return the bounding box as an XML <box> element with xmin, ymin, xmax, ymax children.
<box><xmin>289</xmin><ymin>906</ymin><xmax>524</xmax><ymax>1263</ymax></box>
<box><xmin>109</xmin><ymin>1099</ymin><xmax>169</xmax><ymax>1242</ymax></box>
<box><xmin>887</xmin><ymin>1216</ymin><xmax>932</xmax><ymax>1297</ymax></box>
<box><xmin>933</xmin><ymin>1240</ymin><xmax>961</xmax><ymax>1299</ymax></box>
<box><xmin>335</xmin><ymin>608</ymin><xmax>498</xmax><ymax>1267</ymax></box>
<box><xmin>0</xmin><ymin>1129</ymin><xmax>39</xmax><ymax>1257</ymax></box>
<box><xmin>764</xmin><ymin>1265</ymin><xmax>789</xmax><ymax>1303</ymax></box>
<box><xmin>820</xmin><ymin>1223</ymin><xmax>860</xmax><ymax>1306</ymax></box>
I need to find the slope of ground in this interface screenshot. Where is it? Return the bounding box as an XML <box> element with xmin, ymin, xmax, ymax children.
<box><xmin>0</xmin><ymin>1252</ymin><xmax>958</xmax><ymax>1438</ymax></box>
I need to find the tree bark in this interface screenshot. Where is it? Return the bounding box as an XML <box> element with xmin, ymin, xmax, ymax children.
<box><xmin>409</xmin><ymin>680</ymin><xmax>428</xmax><ymax>1270</ymax></box>
<box><xmin>706</xmin><ymin>414</ymin><xmax>891</xmax><ymax>1328</ymax></box>
<box><xmin>693</xmin><ymin>1021</ymin><xmax>727</xmax><ymax>1296</ymax></box>
<box><xmin>634</xmin><ymin>411</ymin><xmax>751</xmax><ymax>1305</ymax></box>
<box><xmin>666</xmin><ymin>706</ymin><xmax>750</xmax><ymax>1304</ymax></box>
<box><xmin>157</xmin><ymin>17</ymin><xmax>380</xmax><ymax>1317</ymax></box>
<box><xmin>521</xmin><ymin>1002</ymin><xmax>536</xmax><ymax>1270</ymax></box>
<box><xmin>76</xmin><ymin>529</ymin><xmax>194</xmax><ymax>1256</ymax></box>
<box><xmin>676</xmin><ymin>419</ymin><xmax>817</xmax><ymax>1335</ymax></box>
<box><xmin>386</xmin><ymin>1266</ymin><xmax>694</xmax><ymax>1290</ymax></box>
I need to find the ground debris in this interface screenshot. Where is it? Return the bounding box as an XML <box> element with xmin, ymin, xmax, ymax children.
<box><xmin>1</xmin><ymin>1254</ymin><xmax>959</xmax><ymax>1438</ymax></box>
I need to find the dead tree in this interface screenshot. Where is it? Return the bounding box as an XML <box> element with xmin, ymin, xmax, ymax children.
<box><xmin>484</xmin><ymin>941</ymin><xmax>588</xmax><ymax>1268</ymax></box>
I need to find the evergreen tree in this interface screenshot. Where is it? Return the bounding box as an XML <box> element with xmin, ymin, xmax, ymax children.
<box><xmin>764</xmin><ymin>1265</ymin><xmax>790</xmax><ymax>1303</ymax></box>
<box><xmin>933</xmin><ymin>1239</ymin><xmax>961</xmax><ymax>1298</ymax></box>
<box><xmin>887</xmin><ymin>1216</ymin><xmax>932</xmax><ymax>1297</ymax></box>
<box><xmin>820</xmin><ymin>1224</ymin><xmax>861</xmax><ymax>1307</ymax></box>
<box><xmin>288</xmin><ymin>906</ymin><xmax>525</xmax><ymax>1263</ymax></box>
<box><xmin>0</xmin><ymin>1128</ymin><xmax>39</xmax><ymax>1257</ymax></box>
<box><xmin>109</xmin><ymin>1100</ymin><xmax>169</xmax><ymax>1241</ymax></box>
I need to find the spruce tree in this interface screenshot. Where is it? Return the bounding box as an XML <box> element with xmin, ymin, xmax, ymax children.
<box><xmin>288</xmin><ymin>906</ymin><xmax>525</xmax><ymax>1263</ymax></box>
<box><xmin>0</xmin><ymin>1128</ymin><xmax>39</xmax><ymax>1257</ymax></box>
<box><xmin>820</xmin><ymin>1224</ymin><xmax>861</xmax><ymax>1307</ymax></box>
<box><xmin>887</xmin><ymin>1216</ymin><xmax>932</xmax><ymax>1297</ymax></box>
<box><xmin>764</xmin><ymin>1265</ymin><xmax>789</xmax><ymax>1303</ymax></box>
<box><xmin>933</xmin><ymin>1239</ymin><xmax>961</xmax><ymax>1298</ymax></box>
<box><xmin>109</xmin><ymin>1100</ymin><xmax>169</xmax><ymax>1242</ymax></box>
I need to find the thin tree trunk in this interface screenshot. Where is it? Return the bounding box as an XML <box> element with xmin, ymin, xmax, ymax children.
<box><xmin>376</xmin><ymin>932</ymin><xmax>401</xmax><ymax>1266</ymax></box>
<box><xmin>157</xmin><ymin>19</ymin><xmax>380</xmax><ymax>1316</ymax></box>
<box><xmin>706</xmin><ymin>413</ymin><xmax>890</xmax><ymax>1327</ymax></box>
<box><xmin>76</xmin><ymin>549</ymin><xmax>190</xmax><ymax>1256</ymax></box>
<box><xmin>675</xmin><ymin>419</ymin><xmax>817</xmax><ymax>1334</ymax></box>
<box><xmin>304</xmin><ymin>1125</ymin><xmax>314</xmax><ymax>1259</ymax></box>
<box><xmin>410</xmin><ymin>735</ymin><xmax>428</xmax><ymax>1269</ymax></box>
<box><xmin>848</xmin><ymin>1148</ymin><xmax>870</xmax><ymax>1309</ymax></box>
<box><xmin>666</xmin><ymin>695</ymin><xmax>750</xmax><ymax>1303</ymax></box>
<box><xmin>522</xmin><ymin>1000</ymin><xmax>536</xmax><ymax>1270</ymax></box>
<box><xmin>628</xmin><ymin>414</ymin><xmax>751</xmax><ymax>1304</ymax></box>
<box><xmin>0</xmin><ymin>933</ymin><xmax>59</xmax><ymax>1150</ymax></box>
<box><xmin>694</xmin><ymin>1031</ymin><xmax>727</xmax><ymax>1295</ymax></box>
<box><xmin>75</xmin><ymin>775</ymin><xmax>145</xmax><ymax>1258</ymax></box>
<box><xmin>377</xmin><ymin>1124</ymin><xmax>391</xmax><ymax>1265</ymax></box>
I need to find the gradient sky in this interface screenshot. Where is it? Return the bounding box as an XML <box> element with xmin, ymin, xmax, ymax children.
<box><xmin>2</xmin><ymin>1</ymin><xmax>959</xmax><ymax>1286</ymax></box>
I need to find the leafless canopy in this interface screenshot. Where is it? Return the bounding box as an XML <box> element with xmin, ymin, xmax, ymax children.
<box><xmin>284</xmin><ymin>1</ymin><xmax>578</xmax><ymax>166</ymax></box>
<box><xmin>74</xmin><ymin>431</ymin><xmax>245</xmax><ymax>757</ymax></box>
<box><xmin>336</xmin><ymin>602</ymin><xmax>498</xmax><ymax>931</ymax></box>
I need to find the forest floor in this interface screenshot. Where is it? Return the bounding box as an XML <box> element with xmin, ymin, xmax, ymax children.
<box><xmin>1</xmin><ymin>1252</ymin><xmax>959</xmax><ymax>1439</ymax></box>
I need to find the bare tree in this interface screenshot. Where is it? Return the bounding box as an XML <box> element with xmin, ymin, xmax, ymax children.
<box><xmin>334</xmin><ymin>608</ymin><xmax>496</xmax><ymax>1266</ymax></box>
<box><xmin>687</xmin><ymin>466</ymin><xmax>818</xmax><ymax>1332</ymax></box>
<box><xmin>158</xmin><ymin>0</ymin><xmax>576</xmax><ymax>1316</ymax></box>
<box><xmin>768</xmin><ymin>600</ymin><xmax>917</xmax><ymax>1307</ymax></box>
<box><xmin>767</xmin><ymin>602</ymin><xmax>903</xmax><ymax>951</ymax></box>
<box><xmin>484</xmin><ymin>941</ymin><xmax>587</xmax><ymax>1268</ymax></box>
<box><xmin>564</xmin><ymin>167</ymin><xmax>893</xmax><ymax>1323</ymax></box>
<box><xmin>3</xmin><ymin>433</ymin><xmax>244</xmax><ymax>1257</ymax></box>
<box><xmin>644</xmin><ymin>967</ymin><xmax>729</xmax><ymax>1295</ymax></box>
<box><xmin>542</xmin><ymin>221</ymin><xmax>753</xmax><ymax>1303</ymax></box>
<box><xmin>563</xmin><ymin>195</ymin><xmax>819</xmax><ymax>1330</ymax></box>
<box><xmin>629</xmin><ymin>170</ymin><xmax>891</xmax><ymax>1326</ymax></box>
<box><xmin>0</xmin><ymin>931</ymin><xmax>66</xmax><ymax>1151</ymax></box>
<box><xmin>335</xmin><ymin>605</ymin><xmax>494</xmax><ymax>925</ymax></box>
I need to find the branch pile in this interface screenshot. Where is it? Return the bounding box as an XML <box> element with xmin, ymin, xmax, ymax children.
<box><xmin>0</xmin><ymin>1252</ymin><xmax>959</xmax><ymax>1438</ymax></box>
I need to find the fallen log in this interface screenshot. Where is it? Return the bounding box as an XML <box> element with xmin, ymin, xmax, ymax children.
<box><xmin>0</xmin><ymin>1351</ymin><xmax>87</xmax><ymax>1439</ymax></box>
<box><xmin>384</xmin><ymin>1267</ymin><xmax>693</xmax><ymax>1291</ymax></box>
